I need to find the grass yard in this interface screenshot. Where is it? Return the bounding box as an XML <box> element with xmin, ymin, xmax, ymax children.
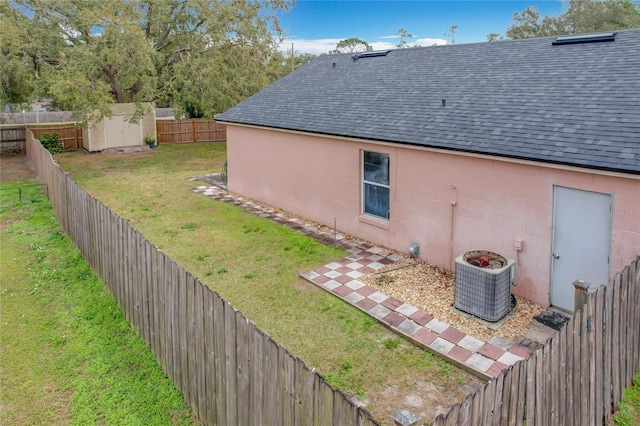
<box><xmin>0</xmin><ymin>177</ymin><xmax>198</xmax><ymax>425</ymax></box>
<box><xmin>54</xmin><ymin>142</ymin><xmax>480</xmax><ymax>423</ymax></box>
<box><xmin>613</xmin><ymin>371</ymin><xmax>640</xmax><ymax>426</ymax></box>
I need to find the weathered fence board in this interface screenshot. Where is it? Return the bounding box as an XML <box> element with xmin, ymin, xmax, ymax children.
<box><xmin>250</xmin><ymin>326</ymin><xmax>266</xmax><ymax>424</ymax></box>
<box><xmin>235</xmin><ymin>312</ymin><xmax>251</xmax><ymax>426</ymax></box>
<box><xmin>212</xmin><ymin>294</ymin><xmax>227</xmax><ymax>426</ymax></box>
<box><xmin>564</xmin><ymin>318</ymin><xmax>575</xmax><ymax>426</ymax></box>
<box><xmin>500</xmin><ymin>365</ymin><xmax>512</xmax><ymax>426</ymax></box>
<box><xmin>603</xmin><ymin>283</ymin><xmax>613</xmax><ymax>423</ymax></box>
<box><xmin>634</xmin><ymin>260</ymin><xmax>640</xmax><ymax>370</ymax></box>
<box><xmin>186</xmin><ymin>270</ymin><xmax>196</xmax><ymax>410</ymax></box>
<box><xmin>295</xmin><ymin>357</ymin><xmax>315</xmax><ymax>425</ymax></box>
<box><xmin>224</xmin><ymin>303</ymin><xmax>238</xmax><ymax>425</ymax></box>
<box><xmin>283</xmin><ymin>350</ymin><xmax>296</xmax><ymax>426</ymax></box>
<box><xmin>315</xmin><ymin>373</ymin><xmax>334</xmax><ymax>424</ymax></box>
<box><xmin>623</xmin><ymin>266</ymin><xmax>634</xmax><ymax>385</ymax></box>
<box><xmin>265</xmin><ymin>338</ymin><xmax>280</xmax><ymax>424</ymax></box>
<box><xmin>492</xmin><ymin>373</ymin><xmax>504</xmax><ymax>426</ymax></box>
<box><xmin>459</xmin><ymin>393</ymin><xmax>472</xmax><ymax>426</ymax></box>
<box><xmin>193</xmin><ymin>279</ymin><xmax>206</xmax><ymax>420</ymax></box>
<box><xmin>558</xmin><ymin>323</ymin><xmax>566</xmax><ymax>426</ymax></box>
<box><xmin>612</xmin><ymin>273</ymin><xmax>622</xmax><ymax>410</ymax></box>
<box><xmin>594</xmin><ymin>287</ymin><xmax>604</xmax><ymax>425</ymax></box>
<box><xmin>535</xmin><ymin>348</ymin><xmax>544</xmax><ymax>426</ymax></box>
<box><xmin>203</xmin><ymin>289</ymin><xmax>214</xmax><ymax>425</ymax></box>
<box><xmin>176</xmin><ymin>264</ymin><xmax>188</xmax><ymax>400</ymax></box>
<box><xmin>573</xmin><ymin>314</ymin><xmax>582</xmax><ymax>425</ymax></box>
<box><xmin>0</xmin><ymin>125</ymin><xmax>26</xmax><ymax>153</ymax></box>
<box><xmin>620</xmin><ymin>268</ymin><xmax>629</xmax><ymax>399</ymax></box>
<box><xmin>515</xmin><ymin>361</ymin><xmax>526</xmax><ymax>426</ymax></box>
<box><xmin>472</xmin><ymin>385</ymin><xmax>484</xmax><ymax>425</ymax></box>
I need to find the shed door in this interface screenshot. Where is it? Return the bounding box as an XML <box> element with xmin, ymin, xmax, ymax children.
<box><xmin>120</xmin><ymin>114</ymin><xmax>142</xmax><ymax>147</ymax></box>
<box><xmin>104</xmin><ymin>114</ymin><xmax>141</xmax><ymax>148</ymax></box>
<box><xmin>550</xmin><ymin>186</ymin><xmax>611</xmax><ymax>312</ymax></box>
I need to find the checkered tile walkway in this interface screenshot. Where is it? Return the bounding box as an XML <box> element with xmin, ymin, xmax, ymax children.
<box><xmin>194</xmin><ymin>185</ymin><xmax>534</xmax><ymax>379</ymax></box>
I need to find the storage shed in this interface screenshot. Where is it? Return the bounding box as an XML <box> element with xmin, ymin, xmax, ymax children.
<box><xmin>82</xmin><ymin>103</ymin><xmax>156</xmax><ymax>152</ymax></box>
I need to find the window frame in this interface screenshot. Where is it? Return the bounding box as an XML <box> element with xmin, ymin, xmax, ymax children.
<box><xmin>361</xmin><ymin>150</ymin><xmax>390</xmax><ymax>220</ymax></box>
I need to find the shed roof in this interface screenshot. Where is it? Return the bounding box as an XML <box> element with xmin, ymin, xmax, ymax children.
<box><xmin>217</xmin><ymin>30</ymin><xmax>640</xmax><ymax>175</ymax></box>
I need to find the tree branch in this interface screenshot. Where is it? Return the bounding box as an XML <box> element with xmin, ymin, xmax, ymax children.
<box><xmin>145</xmin><ymin>3</ymin><xmax>153</xmax><ymax>40</ymax></box>
<box><xmin>102</xmin><ymin>65</ymin><xmax>123</xmax><ymax>103</ymax></box>
<box><xmin>155</xmin><ymin>2</ymin><xmax>182</xmax><ymax>51</ymax></box>
<box><xmin>164</xmin><ymin>47</ymin><xmax>192</xmax><ymax>67</ymax></box>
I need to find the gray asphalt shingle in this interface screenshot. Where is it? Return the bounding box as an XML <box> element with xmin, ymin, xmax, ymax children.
<box><xmin>217</xmin><ymin>30</ymin><xmax>640</xmax><ymax>174</ymax></box>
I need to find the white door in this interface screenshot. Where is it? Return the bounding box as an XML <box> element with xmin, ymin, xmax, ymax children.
<box><xmin>105</xmin><ymin>114</ymin><xmax>142</xmax><ymax>148</ymax></box>
<box><xmin>551</xmin><ymin>186</ymin><xmax>612</xmax><ymax>312</ymax></box>
<box><xmin>121</xmin><ymin>115</ymin><xmax>142</xmax><ymax>147</ymax></box>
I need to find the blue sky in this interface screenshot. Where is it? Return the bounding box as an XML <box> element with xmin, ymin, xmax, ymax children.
<box><xmin>277</xmin><ymin>1</ymin><xmax>565</xmax><ymax>54</ymax></box>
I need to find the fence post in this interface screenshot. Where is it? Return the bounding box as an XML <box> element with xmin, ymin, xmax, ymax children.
<box><xmin>192</xmin><ymin>120</ymin><xmax>197</xmax><ymax>143</ymax></box>
<box><xmin>573</xmin><ymin>280</ymin><xmax>599</xmax><ymax>312</ymax></box>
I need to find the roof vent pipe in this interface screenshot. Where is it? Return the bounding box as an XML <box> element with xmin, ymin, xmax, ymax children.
<box><xmin>442</xmin><ymin>99</ymin><xmax>446</xmax><ymax>107</ymax></box>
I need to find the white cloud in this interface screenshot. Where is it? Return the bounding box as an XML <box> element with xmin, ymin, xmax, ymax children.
<box><xmin>280</xmin><ymin>38</ymin><xmax>344</xmax><ymax>55</ymax></box>
<box><xmin>281</xmin><ymin>36</ymin><xmax>448</xmax><ymax>55</ymax></box>
<box><xmin>370</xmin><ymin>41</ymin><xmax>396</xmax><ymax>51</ymax></box>
<box><xmin>413</xmin><ymin>38</ymin><xmax>448</xmax><ymax>47</ymax></box>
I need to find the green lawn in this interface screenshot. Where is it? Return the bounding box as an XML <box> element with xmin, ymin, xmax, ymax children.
<box><xmin>613</xmin><ymin>371</ymin><xmax>640</xmax><ymax>426</ymax></box>
<box><xmin>54</xmin><ymin>142</ymin><xmax>478</xmax><ymax>423</ymax></box>
<box><xmin>0</xmin><ymin>178</ymin><xmax>198</xmax><ymax>425</ymax></box>
<box><xmin>3</xmin><ymin>144</ymin><xmax>638</xmax><ymax>424</ymax></box>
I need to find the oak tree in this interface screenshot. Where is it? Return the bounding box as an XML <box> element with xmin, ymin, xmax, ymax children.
<box><xmin>0</xmin><ymin>0</ymin><xmax>292</xmax><ymax>122</ymax></box>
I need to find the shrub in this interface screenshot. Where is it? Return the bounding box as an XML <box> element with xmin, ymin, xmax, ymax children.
<box><xmin>39</xmin><ymin>133</ymin><xmax>64</xmax><ymax>154</ymax></box>
<box><xmin>143</xmin><ymin>135</ymin><xmax>156</xmax><ymax>146</ymax></box>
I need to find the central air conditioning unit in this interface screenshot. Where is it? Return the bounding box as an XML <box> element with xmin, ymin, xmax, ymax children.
<box><xmin>454</xmin><ymin>250</ymin><xmax>515</xmax><ymax>322</ymax></box>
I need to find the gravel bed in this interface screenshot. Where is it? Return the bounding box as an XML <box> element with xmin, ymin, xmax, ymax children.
<box><xmin>360</xmin><ymin>258</ymin><xmax>545</xmax><ymax>342</ymax></box>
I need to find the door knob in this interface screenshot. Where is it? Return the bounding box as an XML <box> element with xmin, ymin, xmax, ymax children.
<box><xmin>552</xmin><ymin>253</ymin><xmax>560</xmax><ymax>259</ymax></box>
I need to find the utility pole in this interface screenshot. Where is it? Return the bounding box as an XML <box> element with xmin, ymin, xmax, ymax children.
<box><xmin>291</xmin><ymin>43</ymin><xmax>294</xmax><ymax>72</ymax></box>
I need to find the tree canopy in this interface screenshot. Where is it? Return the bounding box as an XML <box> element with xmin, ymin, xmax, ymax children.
<box><xmin>504</xmin><ymin>0</ymin><xmax>640</xmax><ymax>39</ymax></box>
<box><xmin>0</xmin><ymin>0</ymin><xmax>293</xmax><ymax>122</ymax></box>
<box><xmin>330</xmin><ymin>38</ymin><xmax>373</xmax><ymax>54</ymax></box>
<box><xmin>395</xmin><ymin>28</ymin><xmax>413</xmax><ymax>48</ymax></box>
<box><xmin>443</xmin><ymin>25</ymin><xmax>458</xmax><ymax>44</ymax></box>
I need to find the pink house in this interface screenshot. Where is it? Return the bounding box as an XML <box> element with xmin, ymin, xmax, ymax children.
<box><xmin>217</xmin><ymin>30</ymin><xmax>640</xmax><ymax>311</ymax></box>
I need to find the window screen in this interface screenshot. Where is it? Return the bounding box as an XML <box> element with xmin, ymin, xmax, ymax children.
<box><xmin>363</xmin><ymin>151</ymin><xmax>390</xmax><ymax>219</ymax></box>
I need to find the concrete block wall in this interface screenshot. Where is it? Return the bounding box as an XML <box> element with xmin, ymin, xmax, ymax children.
<box><xmin>227</xmin><ymin>124</ymin><xmax>640</xmax><ymax>307</ymax></box>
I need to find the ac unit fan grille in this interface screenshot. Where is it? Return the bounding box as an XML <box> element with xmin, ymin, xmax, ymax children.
<box><xmin>454</xmin><ymin>253</ymin><xmax>513</xmax><ymax>322</ymax></box>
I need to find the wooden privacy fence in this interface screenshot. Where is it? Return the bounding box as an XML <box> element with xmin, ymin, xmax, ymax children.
<box><xmin>28</xmin><ymin>123</ymin><xmax>82</xmax><ymax>150</ymax></box>
<box><xmin>156</xmin><ymin>119</ymin><xmax>226</xmax><ymax>144</ymax></box>
<box><xmin>1</xmin><ymin>110</ymin><xmax>74</xmax><ymax>124</ymax></box>
<box><xmin>432</xmin><ymin>258</ymin><xmax>640</xmax><ymax>425</ymax></box>
<box><xmin>1</xmin><ymin>123</ymin><xmax>82</xmax><ymax>153</ymax></box>
<box><xmin>0</xmin><ymin>125</ymin><xmax>26</xmax><ymax>153</ymax></box>
<box><xmin>25</xmin><ymin>130</ymin><xmax>378</xmax><ymax>426</ymax></box>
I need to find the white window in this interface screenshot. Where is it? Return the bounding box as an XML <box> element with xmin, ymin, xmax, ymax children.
<box><xmin>362</xmin><ymin>151</ymin><xmax>390</xmax><ymax>220</ymax></box>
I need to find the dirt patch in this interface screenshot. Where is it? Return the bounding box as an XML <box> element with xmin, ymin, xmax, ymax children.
<box><xmin>360</xmin><ymin>258</ymin><xmax>545</xmax><ymax>342</ymax></box>
<box><xmin>0</xmin><ymin>154</ymin><xmax>36</xmax><ymax>183</ymax></box>
<box><xmin>101</xmin><ymin>145</ymin><xmax>153</xmax><ymax>155</ymax></box>
<box><xmin>362</xmin><ymin>378</ymin><xmax>483</xmax><ymax>425</ymax></box>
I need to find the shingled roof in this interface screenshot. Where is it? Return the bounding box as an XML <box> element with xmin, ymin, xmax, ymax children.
<box><xmin>216</xmin><ymin>29</ymin><xmax>640</xmax><ymax>175</ymax></box>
